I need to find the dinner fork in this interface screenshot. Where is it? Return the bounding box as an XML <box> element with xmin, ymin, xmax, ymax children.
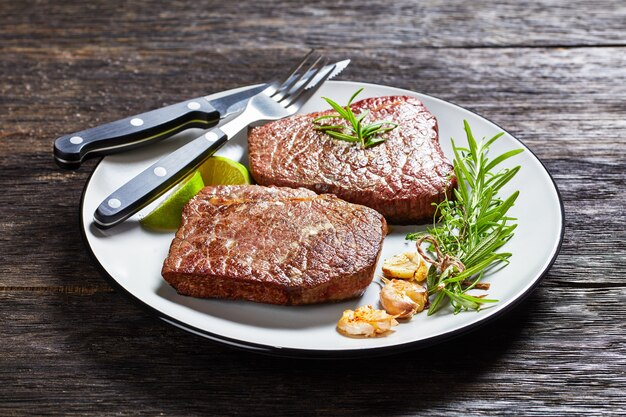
<box><xmin>94</xmin><ymin>52</ymin><xmax>345</xmax><ymax>229</ymax></box>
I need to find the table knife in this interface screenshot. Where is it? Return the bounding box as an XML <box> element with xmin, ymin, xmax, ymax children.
<box><xmin>53</xmin><ymin>84</ymin><xmax>266</xmax><ymax>169</ymax></box>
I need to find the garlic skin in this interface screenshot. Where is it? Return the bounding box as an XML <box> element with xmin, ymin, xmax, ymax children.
<box><xmin>337</xmin><ymin>305</ymin><xmax>398</xmax><ymax>337</ymax></box>
<box><xmin>379</xmin><ymin>279</ymin><xmax>428</xmax><ymax>319</ymax></box>
<box><xmin>382</xmin><ymin>251</ymin><xmax>428</xmax><ymax>282</ymax></box>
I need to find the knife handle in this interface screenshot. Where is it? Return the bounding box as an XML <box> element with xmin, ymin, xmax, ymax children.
<box><xmin>93</xmin><ymin>128</ymin><xmax>228</xmax><ymax>229</ymax></box>
<box><xmin>53</xmin><ymin>97</ymin><xmax>220</xmax><ymax>169</ymax></box>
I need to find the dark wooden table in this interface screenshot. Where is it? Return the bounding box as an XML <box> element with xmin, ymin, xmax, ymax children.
<box><xmin>1</xmin><ymin>1</ymin><xmax>625</xmax><ymax>415</ymax></box>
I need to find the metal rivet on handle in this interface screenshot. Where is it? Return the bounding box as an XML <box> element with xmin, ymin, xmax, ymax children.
<box><xmin>187</xmin><ymin>101</ymin><xmax>201</xmax><ymax>110</ymax></box>
<box><xmin>205</xmin><ymin>132</ymin><xmax>218</xmax><ymax>142</ymax></box>
<box><xmin>153</xmin><ymin>166</ymin><xmax>167</xmax><ymax>177</ymax></box>
<box><xmin>130</xmin><ymin>118</ymin><xmax>144</xmax><ymax>126</ymax></box>
<box><xmin>69</xmin><ymin>136</ymin><xmax>83</xmax><ymax>144</ymax></box>
<box><xmin>108</xmin><ymin>198</ymin><xmax>121</xmax><ymax>209</ymax></box>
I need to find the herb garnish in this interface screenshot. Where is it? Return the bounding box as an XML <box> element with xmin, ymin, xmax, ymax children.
<box><xmin>313</xmin><ymin>88</ymin><xmax>398</xmax><ymax>149</ymax></box>
<box><xmin>407</xmin><ymin>121</ymin><xmax>523</xmax><ymax>315</ymax></box>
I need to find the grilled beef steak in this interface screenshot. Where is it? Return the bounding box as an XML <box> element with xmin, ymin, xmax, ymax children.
<box><xmin>162</xmin><ymin>185</ymin><xmax>387</xmax><ymax>305</ymax></box>
<box><xmin>248</xmin><ymin>95</ymin><xmax>455</xmax><ymax>224</ymax></box>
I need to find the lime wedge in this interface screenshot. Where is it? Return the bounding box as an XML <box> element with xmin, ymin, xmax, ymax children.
<box><xmin>140</xmin><ymin>156</ymin><xmax>251</xmax><ymax>232</ymax></box>
<box><xmin>198</xmin><ymin>155</ymin><xmax>251</xmax><ymax>185</ymax></box>
<box><xmin>139</xmin><ymin>171</ymin><xmax>204</xmax><ymax>231</ymax></box>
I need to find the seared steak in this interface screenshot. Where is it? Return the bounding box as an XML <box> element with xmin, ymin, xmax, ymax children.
<box><xmin>248</xmin><ymin>95</ymin><xmax>455</xmax><ymax>224</ymax></box>
<box><xmin>162</xmin><ymin>185</ymin><xmax>387</xmax><ymax>305</ymax></box>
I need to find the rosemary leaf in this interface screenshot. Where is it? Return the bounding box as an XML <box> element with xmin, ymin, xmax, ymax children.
<box><xmin>312</xmin><ymin>88</ymin><xmax>398</xmax><ymax>149</ymax></box>
<box><xmin>324</xmin><ymin>130</ymin><xmax>359</xmax><ymax>143</ymax></box>
<box><xmin>314</xmin><ymin>124</ymin><xmax>347</xmax><ymax>131</ymax></box>
<box><xmin>485</xmin><ymin>148</ymin><xmax>525</xmax><ymax>172</ymax></box>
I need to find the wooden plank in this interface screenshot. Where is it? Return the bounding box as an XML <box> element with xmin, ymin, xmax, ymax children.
<box><xmin>0</xmin><ymin>0</ymin><xmax>625</xmax><ymax>48</ymax></box>
<box><xmin>2</xmin><ymin>46</ymin><xmax>625</xmax><ymax>156</ymax></box>
<box><xmin>0</xmin><ymin>289</ymin><xmax>624</xmax><ymax>415</ymax></box>
<box><xmin>0</xmin><ymin>288</ymin><xmax>626</xmax><ymax>415</ymax></box>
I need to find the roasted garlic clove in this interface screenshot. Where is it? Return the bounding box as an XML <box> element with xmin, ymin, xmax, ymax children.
<box><xmin>379</xmin><ymin>278</ymin><xmax>428</xmax><ymax>319</ymax></box>
<box><xmin>337</xmin><ymin>305</ymin><xmax>398</xmax><ymax>337</ymax></box>
<box><xmin>382</xmin><ymin>251</ymin><xmax>428</xmax><ymax>282</ymax></box>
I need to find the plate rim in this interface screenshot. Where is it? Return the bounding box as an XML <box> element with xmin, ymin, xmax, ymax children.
<box><xmin>79</xmin><ymin>80</ymin><xmax>565</xmax><ymax>359</ymax></box>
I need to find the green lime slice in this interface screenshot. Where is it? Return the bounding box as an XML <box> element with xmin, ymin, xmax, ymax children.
<box><xmin>139</xmin><ymin>156</ymin><xmax>252</xmax><ymax>232</ymax></box>
<box><xmin>198</xmin><ymin>155</ymin><xmax>251</xmax><ymax>185</ymax></box>
<box><xmin>139</xmin><ymin>171</ymin><xmax>204</xmax><ymax>231</ymax></box>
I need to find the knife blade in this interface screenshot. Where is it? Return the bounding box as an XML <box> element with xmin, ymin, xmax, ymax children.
<box><xmin>93</xmin><ymin>59</ymin><xmax>349</xmax><ymax>229</ymax></box>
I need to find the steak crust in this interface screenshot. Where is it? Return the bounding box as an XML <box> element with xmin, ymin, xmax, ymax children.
<box><xmin>161</xmin><ymin>185</ymin><xmax>387</xmax><ymax>305</ymax></box>
<box><xmin>248</xmin><ymin>95</ymin><xmax>456</xmax><ymax>224</ymax></box>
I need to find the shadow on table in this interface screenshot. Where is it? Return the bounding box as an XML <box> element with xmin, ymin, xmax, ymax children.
<box><xmin>50</xmin><ymin>272</ymin><xmax>544</xmax><ymax>416</ymax></box>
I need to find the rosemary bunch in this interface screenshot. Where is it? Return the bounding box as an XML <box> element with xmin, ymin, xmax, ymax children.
<box><xmin>312</xmin><ymin>88</ymin><xmax>398</xmax><ymax>149</ymax></box>
<box><xmin>407</xmin><ymin>120</ymin><xmax>523</xmax><ymax>315</ymax></box>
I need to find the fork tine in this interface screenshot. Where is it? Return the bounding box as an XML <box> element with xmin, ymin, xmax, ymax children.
<box><xmin>274</xmin><ymin>53</ymin><xmax>324</xmax><ymax>102</ymax></box>
<box><xmin>279</xmin><ymin>56</ymin><xmax>327</xmax><ymax>103</ymax></box>
<box><xmin>275</xmin><ymin>50</ymin><xmax>315</xmax><ymax>86</ymax></box>
<box><xmin>268</xmin><ymin>50</ymin><xmax>316</xmax><ymax>98</ymax></box>
<box><xmin>263</xmin><ymin>50</ymin><xmax>315</xmax><ymax>96</ymax></box>
<box><xmin>283</xmin><ymin>62</ymin><xmax>335</xmax><ymax>110</ymax></box>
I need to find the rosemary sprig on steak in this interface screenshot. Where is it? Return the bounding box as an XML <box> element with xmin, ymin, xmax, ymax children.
<box><xmin>312</xmin><ymin>88</ymin><xmax>398</xmax><ymax>149</ymax></box>
<box><xmin>407</xmin><ymin>120</ymin><xmax>523</xmax><ymax>315</ymax></box>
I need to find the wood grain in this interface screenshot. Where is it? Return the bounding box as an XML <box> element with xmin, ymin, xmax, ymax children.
<box><xmin>0</xmin><ymin>0</ymin><xmax>625</xmax><ymax>415</ymax></box>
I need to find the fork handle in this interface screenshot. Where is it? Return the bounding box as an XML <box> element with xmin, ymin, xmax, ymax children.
<box><xmin>93</xmin><ymin>127</ymin><xmax>227</xmax><ymax>229</ymax></box>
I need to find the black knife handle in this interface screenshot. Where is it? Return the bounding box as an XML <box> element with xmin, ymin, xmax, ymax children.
<box><xmin>53</xmin><ymin>97</ymin><xmax>220</xmax><ymax>169</ymax></box>
<box><xmin>93</xmin><ymin>127</ymin><xmax>228</xmax><ymax>229</ymax></box>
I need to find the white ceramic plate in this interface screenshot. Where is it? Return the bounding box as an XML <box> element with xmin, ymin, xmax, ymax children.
<box><xmin>81</xmin><ymin>81</ymin><xmax>564</xmax><ymax>358</ymax></box>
